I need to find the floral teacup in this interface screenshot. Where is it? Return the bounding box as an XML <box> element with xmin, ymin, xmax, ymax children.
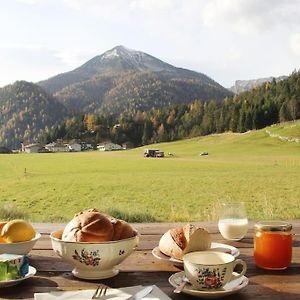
<box><xmin>183</xmin><ymin>251</ymin><xmax>247</xmax><ymax>290</ymax></box>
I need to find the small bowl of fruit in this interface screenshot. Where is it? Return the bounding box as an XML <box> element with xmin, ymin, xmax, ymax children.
<box><xmin>0</xmin><ymin>220</ymin><xmax>40</xmax><ymax>255</ymax></box>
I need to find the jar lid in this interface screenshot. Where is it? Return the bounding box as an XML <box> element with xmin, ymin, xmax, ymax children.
<box><xmin>255</xmin><ymin>221</ymin><xmax>292</xmax><ymax>232</ymax></box>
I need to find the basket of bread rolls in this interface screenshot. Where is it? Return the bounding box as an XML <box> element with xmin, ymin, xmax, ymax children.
<box><xmin>50</xmin><ymin>208</ymin><xmax>139</xmax><ymax>280</ymax></box>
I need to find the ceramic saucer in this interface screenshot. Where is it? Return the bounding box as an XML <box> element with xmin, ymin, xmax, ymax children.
<box><xmin>169</xmin><ymin>271</ymin><xmax>248</xmax><ymax>299</ymax></box>
<box><xmin>0</xmin><ymin>266</ymin><xmax>36</xmax><ymax>288</ymax></box>
<box><xmin>152</xmin><ymin>242</ymin><xmax>240</xmax><ymax>267</ymax></box>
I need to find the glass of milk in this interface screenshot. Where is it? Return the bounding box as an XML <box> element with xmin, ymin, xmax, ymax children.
<box><xmin>218</xmin><ymin>202</ymin><xmax>248</xmax><ymax>241</ymax></box>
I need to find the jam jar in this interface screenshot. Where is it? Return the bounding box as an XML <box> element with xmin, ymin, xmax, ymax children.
<box><xmin>254</xmin><ymin>221</ymin><xmax>292</xmax><ymax>270</ymax></box>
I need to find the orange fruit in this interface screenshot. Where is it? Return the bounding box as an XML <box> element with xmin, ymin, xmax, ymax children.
<box><xmin>0</xmin><ymin>221</ymin><xmax>7</xmax><ymax>243</ymax></box>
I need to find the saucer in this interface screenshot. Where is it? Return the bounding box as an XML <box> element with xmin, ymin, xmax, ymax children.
<box><xmin>0</xmin><ymin>266</ymin><xmax>36</xmax><ymax>288</ymax></box>
<box><xmin>169</xmin><ymin>271</ymin><xmax>248</xmax><ymax>299</ymax></box>
<box><xmin>152</xmin><ymin>242</ymin><xmax>240</xmax><ymax>267</ymax></box>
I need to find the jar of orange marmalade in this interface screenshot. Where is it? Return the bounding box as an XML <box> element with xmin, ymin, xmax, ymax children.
<box><xmin>254</xmin><ymin>221</ymin><xmax>292</xmax><ymax>270</ymax></box>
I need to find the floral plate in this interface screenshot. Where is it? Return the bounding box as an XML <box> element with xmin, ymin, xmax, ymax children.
<box><xmin>169</xmin><ymin>271</ymin><xmax>248</xmax><ymax>299</ymax></box>
<box><xmin>0</xmin><ymin>266</ymin><xmax>36</xmax><ymax>288</ymax></box>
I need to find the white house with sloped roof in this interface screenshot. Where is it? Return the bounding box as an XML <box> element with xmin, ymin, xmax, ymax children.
<box><xmin>97</xmin><ymin>142</ymin><xmax>122</xmax><ymax>151</ymax></box>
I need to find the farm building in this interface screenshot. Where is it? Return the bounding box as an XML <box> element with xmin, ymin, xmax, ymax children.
<box><xmin>81</xmin><ymin>142</ymin><xmax>93</xmax><ymax>151</ymax></box>
<box><xmin>22</xmin><ymin>143</ymin><xmax>43</xmax><ymax>153</ymax></box>
<box><xmin>66</xmin><ymin>141</ymin><xmax>81</xmax><ymax>152</ymax></box>
<box><xmin>97</xmin><ymin>142</ymin><xmax>122</xmax><ymax>151</ymax></box>
<box><xmin>45</xmin><ymin>142</ymin><xmax>66</xmax><ymax>152</ymax></box>
<box><xmin>38</xmin><ymin>147</ymin><xmax>50</xmax><ymax>153</ymax></box>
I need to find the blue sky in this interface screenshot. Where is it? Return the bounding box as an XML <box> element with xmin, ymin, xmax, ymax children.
<box><xmin>0</xmin><ymin>0</ymin><xmax>300</xmax><ymax>88</ymax></box>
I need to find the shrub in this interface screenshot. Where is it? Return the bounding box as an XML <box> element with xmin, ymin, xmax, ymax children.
<box><xmin>0</xmin><ymin>203</ymin><xmax>27</xmax><ymax>220</ymax></box>
<box><xmin>106</xmin><ymin>208</ymin><xmax>158</xmax><ymax>223</ymax></box>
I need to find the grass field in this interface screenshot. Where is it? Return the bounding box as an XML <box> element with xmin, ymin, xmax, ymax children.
<box><xmin>267</xmin><ymin>121</ymin><xmax>300</xmax><ymax>139</ymax></box>
<box><xmin>0</xmin><ymin>122</ymin><xmax>300</xmax><ymax>223</ymax></box>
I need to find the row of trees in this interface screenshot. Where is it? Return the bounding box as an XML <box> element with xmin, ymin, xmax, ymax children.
<box><xmin>40</xmin><ymin>71</ymin><xmax>300</xmax><ymax>147</ymax></box>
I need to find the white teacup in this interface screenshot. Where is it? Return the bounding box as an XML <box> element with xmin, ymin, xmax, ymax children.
<box><xmin>183</xmin><ymin>251</ymin><xmax>247</xmax><ymax>290</ymax></box>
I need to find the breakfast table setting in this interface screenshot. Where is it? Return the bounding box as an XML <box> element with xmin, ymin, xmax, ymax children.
<box><xmin>0</xmin><ymin>206</ymin><xmax>300</xmax><ymax>299</ymax></box>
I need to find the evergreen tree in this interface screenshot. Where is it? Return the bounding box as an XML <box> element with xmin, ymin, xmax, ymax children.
<box><xmin>142</xmin><ymin>121</ymin><xmax>152</xmax><ymax>145</ymax></box>
<box><xmin>279</xmin><ymin>102</ymin><xmax>290</xmax><ymax>122</ymax></box>
<box><xmin>288</xmin><ymin>97</ymin><xmax>299</xmax><ymax>121</ymax></box>
<box><xmin>157</xmin><ymin>123</ymin><xmax>168</xmax><ymax>142</ymax></box>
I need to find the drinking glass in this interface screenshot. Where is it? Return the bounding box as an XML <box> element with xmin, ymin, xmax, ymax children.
<box><xmin>218</xmin><ymin>202</ymin><xmax>248</xmax><ymax>241</ymax></box>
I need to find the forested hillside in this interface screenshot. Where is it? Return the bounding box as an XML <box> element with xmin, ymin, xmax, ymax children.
<box><xmin>1</xmin><ymin>69</ymin><xmax>299</xmax><ymax>150</ymax></box>
<box><xmin>41</xmin><ymin>71</ymin><xmax>300</xmax><ymax>147</ymax></box>
<box><xmin>0</xmin><ymin>81</ymin><xmax>69</xmax><ymax>148</ymax></box>
<box><xmin>0</xmin><ymin>46</ymin><xmax>233</xmax><ymax>149</ymax></box>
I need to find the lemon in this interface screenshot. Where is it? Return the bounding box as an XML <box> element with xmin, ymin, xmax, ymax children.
<box><xmin>1</xmin><ymin>220</ymin><xmax>35</xmax><ymax>243</ymax></box>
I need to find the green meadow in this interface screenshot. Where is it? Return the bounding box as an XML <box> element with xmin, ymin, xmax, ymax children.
<box><xmin>0</xmin><ymin>122</ymin><xmax>300</xmax><ymax>223</ymax></box>
<box><xmin>267</xmin><ymin>121</ymin><xmax>300</xmax><ymax>139</ymax></box>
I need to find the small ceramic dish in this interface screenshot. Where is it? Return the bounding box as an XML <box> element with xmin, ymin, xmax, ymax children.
<box><xmin>0</xmin><ymin>233</ymin><xmax>41</xmax><ymax>255</ymax></box>
<box><xmin>0</xmin><ymin>266</ymin><xmax>36</xmax><ymax>288</ymax></box>
<box><xmin>169</xmin><ymin>271</ymin><xmax>248</xmax><ymax>299</ymax></box>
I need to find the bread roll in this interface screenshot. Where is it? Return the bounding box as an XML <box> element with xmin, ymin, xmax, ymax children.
<box><xmin>62</xmin><ymin>208</ymin><xmax>135</xmax><ymax>242</ymax></box>
<box><xmin>62</xmin><ymin>209</ymin><xmax>114</xmax><ymax>242</ymax></box>
<box><xmin>110</xmin><ymin>219</ymin><xmax>135</xmax><ymax>241</ymax></box>
<box><xmin>159</xmin><ymin>224</ymin><xmax>211</xmax><ymax>260</ymax></box>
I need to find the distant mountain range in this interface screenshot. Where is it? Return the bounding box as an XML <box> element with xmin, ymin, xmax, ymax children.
<box><xmin>0</xmin><ymin>46</ymin><xmax>234</xmax><ymax>148</ymax></box>
<box><xmin>3</xmin><ymin>45</ymin><xmax>292</xmax><ymax>149</ymax></box>
<box><xmin>229</xmin><ymin>75</ymin><xmax>288</xmax><ymax>94</ymax></box>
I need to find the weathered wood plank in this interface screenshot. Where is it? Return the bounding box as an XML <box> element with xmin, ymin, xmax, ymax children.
<box><xmin>28</xmin><ymin>248</ymin><xmax>300</xmax><ymax>274</ymax></box>
<box><xmin>34</xmin><ymin>233</ymin><xmax>300</xmax><ymax>251</ymax></box>
<box><xmin>34</xmin><ymin>235</ymin><xmax>256</xmax><ymax>251</ymax></box>
<box><xmin>33</xmin><ymin>221</ymin><xmax>300</xmax><ymax>235</ymax></box>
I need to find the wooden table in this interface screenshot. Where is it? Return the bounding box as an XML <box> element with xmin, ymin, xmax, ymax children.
<box><xmin>0</xmin><ymin>221</ymin><xmax>300</xmax><ymax>299</ymax></box>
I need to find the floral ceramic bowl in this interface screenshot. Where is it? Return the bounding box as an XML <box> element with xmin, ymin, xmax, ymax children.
<box><xmin>50</xmin><ymin>229</ymin><xmax>139</xmax><ymax>279</ymax></box>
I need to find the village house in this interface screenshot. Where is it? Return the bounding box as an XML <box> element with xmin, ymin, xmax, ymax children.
<box><xmin>81</xmin><ymin>142</ymin><xmax>94</xmax><ymax>151</ymax></box>
<box><xmin>45</xmin><ymin>142</ymin><xmax>66</xmax><ymax>153</ymax></box>
<box><xmin>22</xmin><ymin>143</ymin><xmax>43</xmax><ymax>154</ymax></box>
<box><xmin>38</xmin><ymin>147</ymin><xmax>50</xmax><ymax>153</ymax></box>
<box><xmin>97</xmin><ymin>142</ymin><xmax>123</xmax><ymax>151</ymax></box>
<box><xmin>66</xmin><ymin>140</ymin><xmax>81</xmax><ymax>152</ymax></box>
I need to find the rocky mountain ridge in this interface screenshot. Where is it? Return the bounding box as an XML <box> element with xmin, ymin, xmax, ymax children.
<box><xmin>229</xmin><ymin>75</ymin><xmax>287</xmax><ymax>94</ymax></box>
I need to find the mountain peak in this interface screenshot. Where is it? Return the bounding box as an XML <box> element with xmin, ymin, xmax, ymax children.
<box><xmin>101</xmin><ymin>45</ymin><xmax>138</xmax><ymax>60</ymax></box>
<box><xmin>38</xmin><ymin>46</ymin><xmax>231</xmax><ymax>103</ymax></box>
<box><xmin>79</xmin><ymin>45</ymin><xmax>174</xmax><ymax>74</ymax></box>
<box><xmin>102</xmin><ymin>45</ymin><xmax>147</xmax><ymax>59</ymax></box>
<box><xmin>112</xmin><ymin>45</ymin><xmax>135</xmax><ymax>52</ymax></box>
